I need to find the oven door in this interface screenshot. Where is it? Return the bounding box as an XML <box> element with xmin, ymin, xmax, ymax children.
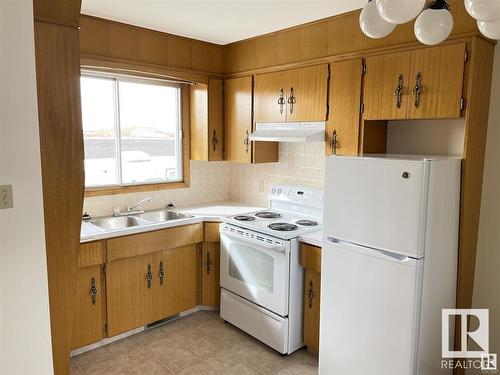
<box><xmin>220</xmin><ymin>225</ymin><xmax>290</xmax><ymax>317</ymax></box>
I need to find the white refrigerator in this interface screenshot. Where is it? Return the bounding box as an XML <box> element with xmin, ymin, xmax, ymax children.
<box><xmin>319</xmin><ymin>155</ymin><xmax>461</xmax><ymax>375</ymax></box>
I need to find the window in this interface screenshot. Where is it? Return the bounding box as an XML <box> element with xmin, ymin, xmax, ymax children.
<box><xmin>80</xmin><ymin>72</ymin><xmax>183</xmax><ymax>189</ymax></box>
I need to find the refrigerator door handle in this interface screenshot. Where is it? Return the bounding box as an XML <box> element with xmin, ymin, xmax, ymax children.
<box><xmin>326</xmin><ymin>236</ymin><xmax>415</xmax><ymax>262</ymax></box>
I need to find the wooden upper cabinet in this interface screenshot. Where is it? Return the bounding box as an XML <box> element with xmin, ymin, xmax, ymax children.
<box><xmin>190</xmin><ymin>79</ymin><xmax>224</xmax><ymax>161</ymax></box>
<box><xmin>363</xmin><ymin>51</ymin><xmax>411</xmax><ymax>120</ymax></box>
<box><xmin>326</xmin><ymin>59</ymin><xmax>363</xmax><ymax>156</ymax></box>
<box><xmin>254</xmin><ymin>71</ymin><xmax>286</xmax><ymax>123</ymax></box>
<box><xmin>285</xmin><ymin>64</ymin><xmax>329</xmax><ymax>122</ymax></box>
<box><xmin>407</xmin><ymin>43</ymin><xmax>466</xmax><ymax>119</ymax></box>
<box><xmin>224</xmin><ymin>76</ymin><xmax>253</xmax><ymax>163</ymax></box>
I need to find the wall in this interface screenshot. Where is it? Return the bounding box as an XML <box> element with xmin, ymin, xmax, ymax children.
<box><xmin>0</xmin><ymin>1</ymin><xmax>53</xmax><ymax>374</ymax></box>
<box><xmin>387</xmin><ymin>119</ymin><xmax>466</xmax><ymax>156</ymax></box>
<box><xmin>466</xmin><ymin>45</ymin><xmax>500</xmax><ymax>374</ymax></box>
<box><xmin>83</xmin><ymin>161</ymin><xmax>230</xmax><ymax>217</ymax></box>
<box><xmin>229</xmin><ymin>143</ymin><xmax>324</xmax><ymax>207</ymax></box>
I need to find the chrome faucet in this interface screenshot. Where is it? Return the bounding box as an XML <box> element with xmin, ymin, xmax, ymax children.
<box><xmin>114</xmin><ymin>197</ymin><xmax>151</xmax><ymax>217</ymax></box>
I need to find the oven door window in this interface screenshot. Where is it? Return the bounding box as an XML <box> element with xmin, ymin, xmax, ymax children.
<box><xmin>228</xmin><ymin>244</ymin><xmax>274</xmax><ymax>293</ymax></box>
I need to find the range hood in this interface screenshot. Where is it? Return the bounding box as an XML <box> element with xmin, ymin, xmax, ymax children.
<box><xmin>249</xmin><ymin>122</ymin><xmax>325</xmax><ymax>143</ymax></box>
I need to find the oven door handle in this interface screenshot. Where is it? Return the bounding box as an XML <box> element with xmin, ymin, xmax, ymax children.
<box><xmin>221</xmin><ymin>231</ymin><xmax>287</xmax><ymax>253</ymax></box>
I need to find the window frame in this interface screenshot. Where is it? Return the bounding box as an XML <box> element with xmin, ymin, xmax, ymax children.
<box><xmin>81</xmin><ymin>70</ymin><xmax>190</xmax><ymax>197</ymax></box>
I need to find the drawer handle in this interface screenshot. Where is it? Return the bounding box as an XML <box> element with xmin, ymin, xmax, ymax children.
<box><xmin>211</xmin><ymin>130</ymin><xmax>218</xmax><ymax>152</ymax></box>
<box><xmin>306</xmin><ymin>280</ymin><xmax>314</xmax><ymax>309</ymax></box>
<box><xmin>146</xmin><ymin>264</ymin><xmax>153</xmax><ymax>289</ymax></box>
<box><xmin>394</xmin><ymin>74</ymin><xmax>404</xmax><ymax>109</ymax></box>
<box><xmin>205</xmin><ymin>251</ymin><xmax>212</xmax><ymax>274</ymax></box>
<box><xmin>412</xmin><ymin>72</ymin><xmax>422</xmax><ymax>108</ymax></box>
<box><xmin>243</xmin><ymin>130</ymin><xmax>250</xmax><ymax>153</ymax></box>
<box><xmin>158</xmin><ymin>261</ymin><xmax>165</xmax><ymax>285</ymax></box>
<box><xmin>90</xmin><ymin>277</ymin><xmax>98</xmax><ymax>305</ymax></box>
<box><xmin>278</xmin><ymin>88</ymin><xmax>286</xmax><ymax>115</ymax></box>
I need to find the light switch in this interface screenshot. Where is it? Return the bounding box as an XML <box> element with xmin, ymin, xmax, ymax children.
<box><xmin>0</xmin><ymin>185</ymin><xmax>13</xmax><ymax>209</ymax></box>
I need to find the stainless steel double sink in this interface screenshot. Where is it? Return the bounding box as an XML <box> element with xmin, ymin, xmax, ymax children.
<box><xmin>91</xmin><ymin>210</ymin><xmax>193</xmax><ymax>231</ymax></box>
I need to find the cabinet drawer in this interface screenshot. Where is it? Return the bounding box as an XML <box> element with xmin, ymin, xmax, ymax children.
<box><xmin>204</xmin><ymin>222</ymin><xmax>220</xmax><ymax>242</ymax></box>
<box><xmin>107</xmin><ymin>223</ymin><xmax>202</xmax><ymax>261</ymax></box>
<box><xmin>79</xmin><ymin>241</ymin><xmax>106</xmax><ymax>268</ymax></box>
<box><xmin>300</xmin><ymin>244</ymin><xmax>321</xmax><ymax>273</ymax></box>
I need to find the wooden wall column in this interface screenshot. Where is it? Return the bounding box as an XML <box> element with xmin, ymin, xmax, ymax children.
<box><xmin>33</xmin><ymin>1</ymin><xmax>84</xmax><ymax>374</ymax></box>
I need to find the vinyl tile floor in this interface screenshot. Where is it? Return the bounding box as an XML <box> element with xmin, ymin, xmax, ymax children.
<box><xmin>71</xmin><ymin>310</ymin><xmax>318</xmax><ymax>375</ymax></box>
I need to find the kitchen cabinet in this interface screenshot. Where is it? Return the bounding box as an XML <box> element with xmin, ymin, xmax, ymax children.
<box><xmin>326</xmin><ymin>59</ymin><xmax>363</xmax><ymax>155</ymax></box>
<box><xmin>363</xmin><ymin>43</ymin><xmax>466</xmax><ymax>120</ymax></box>
<box><xmin>190</xmin><ymin>78</ymin><xmax>224</xmax><ymax>161</ymax></box>
<box><xmin>254</xmin><ymin>64</ymin><xmax>328</xmax><ymax>123</ymax></box>
<box><xmin>224</xmin><ymin>76</ymin><xmax>278</xmax><ymax>163</ymax></box>
<box><xmin>106</xmin><ymin>254</ymin><xmax>154</xmax><ymax>336</ymax></box>
<box><xmin>71</xmin><ymin>265</ymin><xmax>106</xmax><ymax>349</ymax></box>
<box><xmin>224</xmin><ymin>76</ymin><xmax>253</xmax><ymax>163</ymax></box>
<box><xmin>201</xmin><ymin>223</ymin><xmax>221</xmax><ymax>307</ymax></box>
<box><xmin>300</xmin><ymin>243</ymin><xmax>321</xmax><ymax>354</ymax></box>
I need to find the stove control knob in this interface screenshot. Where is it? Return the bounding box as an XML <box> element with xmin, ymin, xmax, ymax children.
<box><xmin>277</xmin><ymin>188</ymin><xmax>282</xmax><ymax>195</ymax></box>
<box><xmin>271</xmin><ymin>188</ymin><xmax>276</xmax><ymax>195</ymax></box>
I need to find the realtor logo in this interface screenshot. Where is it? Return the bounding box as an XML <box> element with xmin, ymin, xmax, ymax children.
<box><xmin>442</xmin><ymin>309</ymin><xmax>489</xmax><ymax>358</ymax></box>
<box><xmin>442</xmin><ymin>309</ymin><xmax>497</xmax><ymax>371</ymax></box>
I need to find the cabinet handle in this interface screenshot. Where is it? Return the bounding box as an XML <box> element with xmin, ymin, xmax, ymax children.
<box><xmin>278</xmin><ymin>88</ymin><xmax>286</xmax><ymax>115</ymax></box>
<box><xmin>211</xmin><ymin>130</ymin><xmax>218</xmax><ymax>152</ymax></box>
<box><xmin>158</xmin><ymin>261</ymin><xmax>165</xmax><ymax>285</ymax></box>
<box><xmin>243</xmin><ymin>130</ymin><xmax>250</xmax><ymax>153</ymax></box>
<box><xmin>205</xmin><ymin>252</ymin><xmax>212</xmax><ymax>274</ymax></box>
<box><xmin>330</xmin><ymin>130</ymin><xmax>339</xmax><ymax>155</ymax></box>
<box><xmin>287</xmin><ymin>87</ymin><xmax>296</xmax><ymax>115</ymax></box>
<box><xmin>146</xmin><ymin>264</ymin><xmax>153</xmax><ymax>289</ymax></box>
<box><xmin>394</xmin><ymin>74</ymin><xmax>404</xmax><ymax>109</ymax></box>
<box><xmin>306</xmin><ymin>280</ymin><xmax>314</xmax><ymax>309</ymax></box>
<box><xmin>412</xmin><ymin>72</ymin><xmax>422</xmax><ymax>108</ymax></box>
<box><xmin>89</xmin><ymin>277</ymin><xmax>98</xmax><ymax>305</ymax></box>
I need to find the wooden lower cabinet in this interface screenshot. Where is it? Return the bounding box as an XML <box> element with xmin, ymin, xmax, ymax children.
<box><xmin>300</xmin><ymin>243</ymin><xmax>322</xmax><ymax>354</ymax></box>
<box><xmin>106</xmin><ymin>254</ymin><xmax>154</xmax><ymax>337</ymax></box>
<box><xmin>71</xmin><ymin>265</ymin><xmax>106</xmax><ymax>350</ymax></box>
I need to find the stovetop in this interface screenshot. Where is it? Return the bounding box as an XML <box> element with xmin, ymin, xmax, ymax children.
<box><xmin>224</xmin><ymin>209</ymin><xmax>322</xmax><ymax>240</ymax></box>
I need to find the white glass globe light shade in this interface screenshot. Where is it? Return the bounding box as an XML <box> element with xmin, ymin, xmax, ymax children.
<box><xmin>414</xmin><ymin>8</ymin><xmax>454</xmax><ymax>45</ymax></box>
<box><xmin>360</xmin><ymin>0</ymin><xmax>396</xmax><ymax>38</ymax></box>
<box><xmin>376</xmin><ymin>0</ymin><xmax>426</xmax><ymax>24</ymax></box>
<box><xmin>465</xmin><ymin>0</ymin><xmax>500</xmax><ymax>22</ymax></box>
<box><xmin>477</xmin><ymin>19</ymin><xmax>500</xmax><ymax>39</ymax></box>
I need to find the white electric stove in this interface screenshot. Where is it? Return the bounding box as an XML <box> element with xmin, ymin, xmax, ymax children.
<box><xmin>219</xmin><ymin>185</ymin><xmax>323</xmax><ymax>355</ymax></box>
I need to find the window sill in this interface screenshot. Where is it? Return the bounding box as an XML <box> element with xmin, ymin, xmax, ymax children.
<box><xmin>85</xmin><ymin>181</ymin><xmax>189</xmax><ymax>197</ymax></box>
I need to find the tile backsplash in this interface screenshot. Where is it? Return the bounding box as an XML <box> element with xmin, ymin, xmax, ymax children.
<box><xmin>82</xmin><ymin>143</ymin><xmax>325</xmax><ymax>217</ymax></box>
<box><xmin>229</xmin><ymin>143</ymin><xmax>325</xmax><ymax>207</ymax></box>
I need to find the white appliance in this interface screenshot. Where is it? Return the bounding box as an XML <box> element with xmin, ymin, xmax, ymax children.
<box><xmin>220</xmin><ymin>185</ymin><xmax>323</xmax><ymax>354</ymax></box>
<box><xmin>320</xmin><ymin>155</ymin><xmax>461</xmax><ymax>375</ymax></box>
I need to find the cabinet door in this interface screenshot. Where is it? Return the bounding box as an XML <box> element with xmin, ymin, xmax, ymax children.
<box><xmin>173</xmin><ymin>245</ymin><xmax>198</xmax><ymax>312</ymax></box>
<box><xmin>201</xmin><ymin>242</ymin><xmax>221</xmax><ymax>307</ymax></box>
<box><xmin>224</xmin><ymin>76</ymin><xmax>253</xmax><ymax>163</ymax></box>
<box><xmin>106</xmin><ymin>254</ymin><xmax>153</xmax><ymax>336</ymax></box>
<box><xmin>72</xmin><ymin>265</ymin><xmax>106</xmax><ymax>349</ymax></box>
<box><xmin>364</xmin><ymin>51</ymin><xmax>411</xmax><ymax>120</ymax></box>
<box><xmin>407</xmin><ymin>43</ymin><xmax>466</xmax><ymax>119</ymax></box>
<box><xmin>190</xmin><ymin>83</ymin><xmax>208</xmax><ymax>161</ymax></box>
<box><xmin>303</xmin><ymin>269</ymin><xmax>321</xmax><ymax>354</ymax></box>
<box><xmin>326</xmin><ymin>59</ymin><xmax>363</xmax><ymax>156</ymax></box>
<box><xmin>208</xmin><ymin>79</ymin><xmax>224</xmax><ymax>160</ymax></box>
<box><xmin>152</xmin><ymin>249</ymin><xmax>177</xmax><ymax>322</ymax></box>
<box><xmin>254</xmin><ymin>71</ymin><xmax>286</xmax><ymax>123</ymax></box>
<box><xmin>285</xmin><ymin>64</ymin><xmax>329</xmax><ymax>122</ymax></box>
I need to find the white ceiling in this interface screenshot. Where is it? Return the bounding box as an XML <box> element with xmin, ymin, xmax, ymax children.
<box><xmin>81</xmin><ymin>0</ymin><xmax>366</xmax><ymax>45</ymax></box>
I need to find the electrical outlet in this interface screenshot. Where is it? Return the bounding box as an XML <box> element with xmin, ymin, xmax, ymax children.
<box><xmin>0</xmin><ymin>185</ymin><xmax>13</xmax><ymax>209</ymax></box>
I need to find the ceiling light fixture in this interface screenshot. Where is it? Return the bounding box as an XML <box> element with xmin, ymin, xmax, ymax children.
<box><xmin>359</xmin><ymin>0</ymin><xmax>396</xmax><ymax>39</ymax></box>
<box><xmin>477</xmin><ymin>19</ymin><xmax>500</xmax><ymax>39</ymax></box>
<box><xmin>415</xmin><ymin>0</ymin><xmax>454</xmax><ymax>45</ymax></box>
<box><xmin>465</xmin><ymin>0</ymin><xmax>500</xmax><ymax>22</ymax></box>
<box><xmin>375</xmin><ymin>0</ymin><xmax>426</xmax><ymax>24</ymax></box>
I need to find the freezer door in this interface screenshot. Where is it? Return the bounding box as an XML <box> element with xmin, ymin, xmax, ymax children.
<box><xmin>324</xmin><ymin>156</ymin><xmax>429</xmax><ymax>258</ymax></box>
<box><xmin>319</xmin><ymin>240</ymin><xmax>422</xmax><ymax>375</ymax></box>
